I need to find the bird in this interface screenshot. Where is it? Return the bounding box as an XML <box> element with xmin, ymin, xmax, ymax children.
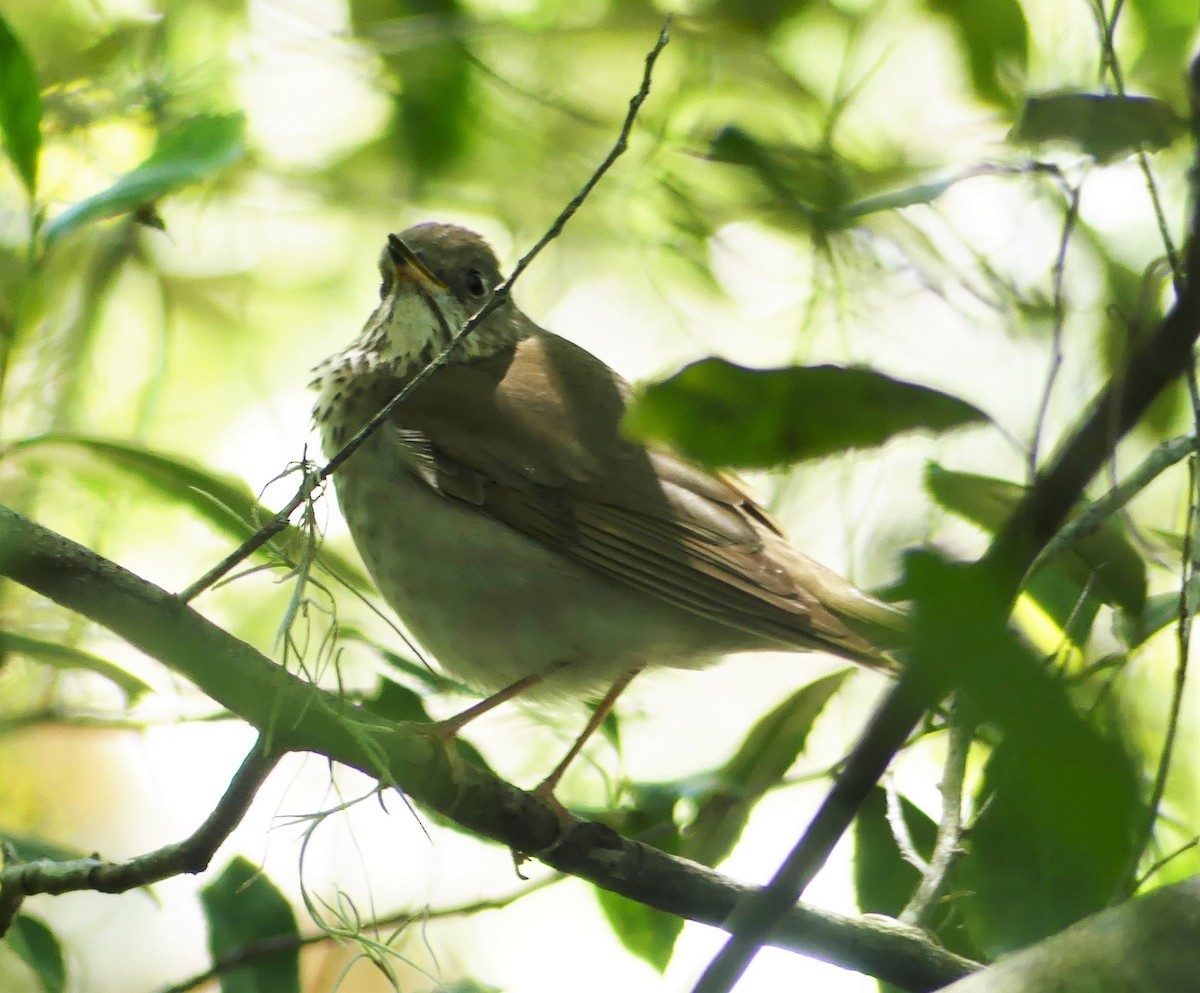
<box><xmin>311</xmin><ymin>222</ymin><xmax>905</xmax><ymax>796</ymax></box>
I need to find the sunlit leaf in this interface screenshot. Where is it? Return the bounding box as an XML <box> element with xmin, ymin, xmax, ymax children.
<box><xmin>1012</xmin><ymin>93</ymin><xmax>1184</xmax><ymax>161</ymax></box>
<box><xmin>925</xmin><ymin>464</ymin><xmax>1147</xmax><ymax>615</ymax></box>
<box><xmin>7</xmin><ymin>915</ymin><xmax>65</xmax><ymax>993</ymax></box>
<box><xmin>200</xmin><ymin>857</ymin><xmax>299</xmax><ymax>993</ymax></box>
<box><xmin>0</xmin><ymin>12</ymin><xmax>41</xmax><ymax>196</ymax></box>
<box><xmin>681</xmin><ymin>670</ymin><xmax>848</xmax><ymax>867</ymax></box>
<box><xmin>42</xmin><ymin>113</ymin><xmax>244</xmax><ymax>245</ymax></box>
<box><xmin>1</xmin><ymin>631</ymin><xmax>151</xmax><ymax>702</ymax></box>
<box><xmin>2</xmin><ymin>434</ymin><xmax>372</xmax><ymax>593</ymax></box>
<box><xmin>626</xmin><ymin>362</ymin><xmax>987</xmax><ymax>469</ymax></box>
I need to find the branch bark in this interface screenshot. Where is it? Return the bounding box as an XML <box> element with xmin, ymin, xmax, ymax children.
<box><xmin>0</xmin><ymin>501</ymin><xmax>976</xmax><ymax>992</ymax></box>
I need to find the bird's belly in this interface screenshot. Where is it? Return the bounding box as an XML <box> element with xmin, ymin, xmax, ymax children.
<box><xmin>334</xmin><ymin>462</ymin><xmax>730</xmax><ymax>698</ymax></box>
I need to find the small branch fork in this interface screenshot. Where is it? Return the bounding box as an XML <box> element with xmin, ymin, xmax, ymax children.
<box><xmin>178</xmin><ymin>19</ymin><xmax>672</xmax><ymax>605</ymax></box>
<box><xmin>0</xmin><ymin>738</ymin><xmax>280</xmax><ymax>937</ymax></box>
<box><xmin>692</xmin><ymin>54</ymin><xmax>1200</xmax><ymax>993</ymax></box>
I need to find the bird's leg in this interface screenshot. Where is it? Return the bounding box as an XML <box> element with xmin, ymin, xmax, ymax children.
<box><xmin>534</xmin><ymin>666</ymin><xmax>643</xmax><ymax>802</ymax></box>
<box><xmin>425</xmin><ymin>671</ymin><xmax>547</xmax><ymax>740</ymax></box>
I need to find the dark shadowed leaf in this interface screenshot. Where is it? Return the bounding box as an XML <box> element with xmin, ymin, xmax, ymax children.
<box><xmin>958</xmin><ymin>726</ymin><xmax>1142</xmax><ymax>956</ymax></box>
<box><xmin>855</xmin><ymin>785</ymin><xmax>984</xmax><ymax>967</ymax></box>
<box><xmin>1</xmin><ymin>632</ymin><xmax>151</xmax><ymax>702</ymax></box>
<box><xmin>42</xmin><ymin>113</ymin><xmax>244</xmax><ymax>245</ymax></box>
<box><xmin>904</xmin><ymin>552</ymin><xmax>1143</xmax><ymax>957</ymax></box>
<box><xmin>704</xmin><ymin>128</ymin><xmax>981</xmax><ymax>231</ymax></box>
<box><xmin>681</xmin><ymin>670</ymin><xmax>849</xmax><ymax>867</ymax></box>
<box><xmin>200</xmin><ymin>857</ymin><xmax>299</xmax><ymax>993</ymax></box>
<box><xmin>930</xmin><ymin>0</ymin><xmax>1027</xmax><ymax>106</ymax></box>
<box><xmin>925</xmin><ymin>464</ymin><xmax>1147</xmax><ymax>615</ymax></box>
<box><xmin>388</xmin><ymin>1</ymin><xmax>470</xmax><ymax>175</ymax></box>
<box><xmin>1012</xmin><ymin>93</ymin><xmax>1183</xmax><ymax>161</ymax></box>
<box><xmin>854</xmin><ymin>786</ymin><xmax>932</xmax><ymax>916</ymax></box>
<box><xmin>626</xmin><ymin>362</ymin><xmax>987</xmax><ymax>469</ymax></box>
<box><xmin>8</xmin><ymin>915</ymin><xmax>65</xmax><ymax>993</ymax></box>
<box><xmin>2</xmin><ymin>434</ymin><xmax>372</xmax><ymax>592</ymax></box>
<box><xmin>0</xmin><ymin>13</ymin><xmax>41</xmax><ymax>196</ymax></box>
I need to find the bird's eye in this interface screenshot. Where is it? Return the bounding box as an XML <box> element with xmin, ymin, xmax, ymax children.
<box><xmin>378</xmin><ymin>260</ymin><xmax>394</xmax><ymax>299</ymax></box>
<box><xmin>465</xmin><ymin>270</ymin><xmax>487</xmax><ymax>297</ymax></box>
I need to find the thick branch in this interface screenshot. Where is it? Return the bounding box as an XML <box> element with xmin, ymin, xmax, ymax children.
<box><xmin>0</xmin><ymin>502</ymin><xmax>975</xmax><ymax>992</ymax></box>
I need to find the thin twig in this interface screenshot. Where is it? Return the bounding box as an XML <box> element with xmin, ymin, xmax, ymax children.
<box><xmin>179</xmin><ymin>18</ymin><xmax>672</xmax><ymax>603</ymax></box>
<box><xmin>1029</xmin><ymin>180</ymin><xmax>1083</xmax><ymax>477</ymax></box>
<box><xmin>1117</xmin><ymin>454</ymin><xmax>1198</xmax><ymax>899</ymax></box>
<box><xmin>0</xmin><ymin>738</ymin><xmax>279</xmax><ymax>936</ymax></box>
<box><xmin>900</xmin><ymin>706</ymin><xmax>973</xmax><ymax>926</ymax></box>
<box><xmin>1032</xmin><ymin>434</ymin><xmax>1194</xmax><ymax>572</ymax></box>
<box><xmin>158</xmin><ymin>874</ymin><xmax>563</xmax><ymax>993</ymax></box>
<box><xmin>884</xmin><ymin>774</ymin><xmax>928</xmax><ymax>873</ymax></box>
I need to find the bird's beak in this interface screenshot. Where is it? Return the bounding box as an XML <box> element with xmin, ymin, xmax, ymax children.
<box><xmin>386</xmin><ymin>233</ymin><xmax>448</xmax><ymax>291</ymax></box>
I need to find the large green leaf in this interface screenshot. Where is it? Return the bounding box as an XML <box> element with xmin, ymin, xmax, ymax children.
<box><xmin>1012</xmin><ymin>93</ymin><xmax>1184</xmax><ymax>162</ymax></box>
<box><xmin>904</xmin><ymin>551</ymin><xmax>1143</xmax><ymax>957</ymax></box>
<box><xmin>2</xmin><ymin>434</ymin><xmax>372</xmax><ymax>593</ymax></box>
<box><xmin>0</xmin><ymin>12</ymin><xmax>41</xmax><ymax>197</ymax></box>
<box><xmin>7</xmin><ymin>915</ymin><xmax>65</xmax><ymax>993</ymax></box>
<box><xmin>42</xmin><ymin>113</ymin><xmax>244</xmax><ymax>245</ymax></box>
<box><xmin>925</xmin><ymin>464</ymin><xmax>1147</xmax><ymax>616</ymax></box>
<box><xmin>1</xmin><ymin>631</ymin><xmax>151</xmax><ymax>702</ymax></box>
<box><xmin>680</xmin><ymin>670</ymin><xmax>849</xmax><ymax>867</ymax></box>
<box><xmin>200</xmin><ymin>856</ymin><xmax>299</xmax><ymax>993</ymax></box>
<box><xmin>626</xmin><ymin>361</ymin><xmax>987</xmax><ymax>469</ymax></box>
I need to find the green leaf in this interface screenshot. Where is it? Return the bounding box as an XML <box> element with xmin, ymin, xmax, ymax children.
<box><xmin>42</xmin><ymin>113</ymin><xmax>244</xmax><ymax>245</ymax></box>
<box><xmin>595</xmin><ymin>889</ymin><xmax>682</xmax><ymax>973</ymax></box>
<box><xmin>389</xmin><ymin>2</ymin><xmax>470</xmax><ymax>175</ymax></box>
<box><xmin>1</xmin><ymin>631</ymin><xmax>152</xmax><ymax>702</ymax></box>
<box><xmin>2</xmin><ymin>434</ymin><xmax>372</xmax><ymax>593</ymax></box>
<box><xmin>8</xmin><ymin>915</ymin><xmax>66</xmax><ymax>993</ymax></box>
<box><xmin>1012</xmin><ymin>93</ymin><xmax>1184</xmax><ymax>162</ymax></box>
<box><xmin>680</xmin><ymin>670</ymin><xmax>849</xmax><ymax>867</ymax></box>
<box><xmin>0</xmin><ymin>13</ymin><xmax>41</xmax><ymax>196</ymax></box>
<box><xmin>200</xmin><ymin>857</ymin><xmax>300</xmax><ymax>993</ymax></box>
<box><xmin>626</xmin><ymin>361</ymin><xmax>987</xmax><ymax>469</ymax></box>
<box><xmin>854</xmin><ymin>787</ymin><xmax>933</xmax><ymax>917</ymax></box>
<box><xmin>959</xmin><ymin>726</ymin><xmax>1142</xmax><ymax>956</ymax></box>
<box><xmin>854</xmin><ymin>786</ymin><xmax>984</xmax><ymax>965</ymax></box>
<box><xmin>930</xmin><ymin>0</ymin><xmax>1027</xmax><ymax>106</ymax></box>
<box><xmin>0</xmin><ymin>831</ymin><xmax>89</xmax><ymax>864</ymax></box>
<box><xmin>903</xmin><ymin>552</ymin><xmax>1143</xmax><ymax>957</ymax></box>
<box><xmin>925</xmin><ymin>464</ymin><xmax>1147</xmax><ymax>615</ymax></box>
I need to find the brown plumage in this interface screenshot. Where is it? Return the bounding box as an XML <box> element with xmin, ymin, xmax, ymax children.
<box><xmin>313</xmin><ymin>223</ymin><xmax>903</xmax><ymax>703</ymax></box>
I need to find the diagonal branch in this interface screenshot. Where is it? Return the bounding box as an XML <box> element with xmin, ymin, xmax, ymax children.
<box><xmin>0</xmin><ymin>501</ymin><xmax>976</xmax><ymax>992</ymax></box>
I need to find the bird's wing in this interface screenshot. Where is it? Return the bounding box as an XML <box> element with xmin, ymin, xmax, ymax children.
<box><xmin>387</xmin><ymin>331</ymin><xmax>900</xmax><ymax>670</ymax></box>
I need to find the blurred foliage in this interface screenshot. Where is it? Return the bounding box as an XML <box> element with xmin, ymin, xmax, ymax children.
<box><xmin>0</xmin><ymin>0</ymin><xmax>1198</xmax><ymax>992</ymax></box>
